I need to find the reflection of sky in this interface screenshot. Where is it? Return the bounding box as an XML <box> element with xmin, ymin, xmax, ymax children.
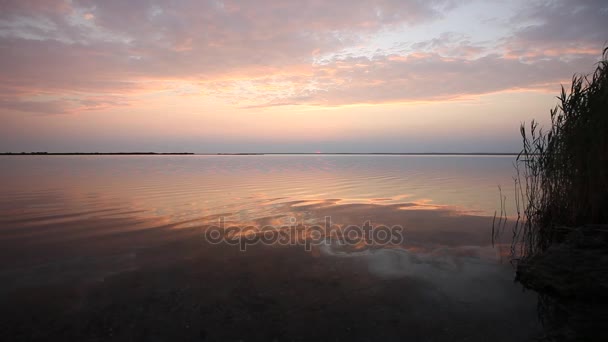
<box><xmin>0</xmin><ymin>155</ymin><xmax>518</xmax><ymax>221</ymax></box>
<box><xmin>323</xmin><ymin>244</ymin><xmax>517</xmax><ymax>303</ymax></box>
<box><xmin>0</xmin><ymin>154</ymin><xmax>536</xmax><ymax>332</ymax></box>
<box><xmin>0</xmin><ymin>155</ymin><xmax>520</xmax><ymax>282</ymax></box>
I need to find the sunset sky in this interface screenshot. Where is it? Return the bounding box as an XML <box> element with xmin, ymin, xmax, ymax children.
<box><xmin>1</xmin><ymin>0</ymin><xmax>607</xmax><ymax>153</ymax></box>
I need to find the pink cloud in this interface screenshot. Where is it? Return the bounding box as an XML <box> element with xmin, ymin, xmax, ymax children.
<box><xmin>0</xmin><ymin>95</ymin><xmax>131</xmax><ymax>115</ymax></box>
<box><xmin>239</xmin><ymin>52</ymin><xmax>600</xmax><ymax>107</ymax></box>
<box><xmin>0</xmin><ymin>0</ymin><xmax>606</xmax><ymax>115</ymax></box>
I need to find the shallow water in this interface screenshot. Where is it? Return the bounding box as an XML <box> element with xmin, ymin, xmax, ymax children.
<box><xmin>0</xmin><ymin>155</ymin><xmax>539</xmax><ymax>341</ymax></box>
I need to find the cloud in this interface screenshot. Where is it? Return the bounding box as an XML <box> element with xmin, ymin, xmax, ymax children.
<box><xmin>0</xmin><ymin>98</ymin><xmax>72</xmax><ymax>115</ymax></box>
<box><xmin>504</xmin><ymin>0</ymin><xmax>608</xmax><ymax>60</ymax></box>
<box><xmin>0</xmin><ymin>94</ymin><xmax>130</xmax><ymax>115</ymax></box>
<box><xmin>240</xmin><ymin>51</ymin><xmax>598</xmax><ymax>107</ymax></box>
<box><xmin>0</xmin><ymin>0</ymin><xmax>70</xmax><ymax>17</ymax></box>
<box><xmin>0</xmin><ymin>0</ymin><xmax>469</xmax><ymax>114</ymax></box>
<box><xmin>0</xmin><ymin>0</ymin><xmax>606</xmax><ymax>115</ymax></box>
<box><xmin>409</xmin><ymin>32</ymin><xmax>487</xmax><ymax>58</ymax></box>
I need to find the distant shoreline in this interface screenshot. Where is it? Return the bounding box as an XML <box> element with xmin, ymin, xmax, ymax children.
<box><xmin>0</xmin><ymin>152</ymin><xmax>518</xmax><ymax>156</ymax></box>
<box><xmin>0</xmin><ymin>152</ymin><xmax>195</xmax><ymax>155</ymax></box>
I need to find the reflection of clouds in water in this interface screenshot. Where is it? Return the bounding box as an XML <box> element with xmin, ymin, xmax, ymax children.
<box><xmin>320</xmin><ymin>243</ymin><xmax>520</xmax><ymax>305</ymax></box>
<box><xmin>320</xmin><ymin>243</ymin><xmax>488</xmax><ymax>277</ymax></box>
<box><xmin>1</xmin><ymin>155</ymin><xmax>519</xmax><ymax>220</ymax></box>
<box><xmin>1</xmin><ymin>177</ymin><xmax>515</xmax><ymax>302</ymax></box>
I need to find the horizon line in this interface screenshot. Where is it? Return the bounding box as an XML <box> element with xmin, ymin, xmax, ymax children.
<box><xmin>0</xmin><ymin>152</ymin><xmax>520</xmax><ymax>156</ymax></box>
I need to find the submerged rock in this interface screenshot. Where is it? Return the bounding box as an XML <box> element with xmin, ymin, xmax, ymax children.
<box><xmin>515</xmin><ymin>225</ymin><xmax>608</xmax><ymax>341</ymax></box>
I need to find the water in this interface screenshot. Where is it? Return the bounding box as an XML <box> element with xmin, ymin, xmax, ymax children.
<box><xmin>0</xmin><ymin>155</ymin><xmax>539</xmax><ymax>341</ymax></box>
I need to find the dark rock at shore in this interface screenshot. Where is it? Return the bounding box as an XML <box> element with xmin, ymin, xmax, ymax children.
<box><xmin>515</xmin><ymin>225</ymin><xmax>608</xmax><ymax>341</ymax></box>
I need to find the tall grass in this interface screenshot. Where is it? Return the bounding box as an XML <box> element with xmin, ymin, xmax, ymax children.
<box><xmin>508</xmin><ymin>47</ymin><xmax>608</xmax><ymax>260</ymax></box>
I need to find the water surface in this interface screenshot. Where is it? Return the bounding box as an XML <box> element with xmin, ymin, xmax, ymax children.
<box><xmin>0</xmin><ymin>155</ymin><xmax>538</xmax><ymax>341</ymax></box>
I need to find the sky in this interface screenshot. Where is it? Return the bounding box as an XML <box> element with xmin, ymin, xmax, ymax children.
<box><xmin>0</xmin><ymin>0</ymin><xmax>607</xmax><ymax>153</ymax></box>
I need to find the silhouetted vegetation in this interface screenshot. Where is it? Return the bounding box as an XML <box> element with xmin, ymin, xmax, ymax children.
<box><xmin>494</xmin><ymin>47</ymin><xmax>608</xmax><ymax>341</ymax></box>
<box><xmin>507</xmin><ymin>47</ymin><xmax>608</xmax><ymax>260</ymax></box>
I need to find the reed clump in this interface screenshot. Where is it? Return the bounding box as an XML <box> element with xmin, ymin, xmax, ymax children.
<box><xmin>497</xmin><ymin>47</ymin><xmax>608</xmax><ymax>341</ymax></box>
<box><xmin>511</xmin><ymin>47</ymin><xmax>608</xmax><ymax>261</ymax></box>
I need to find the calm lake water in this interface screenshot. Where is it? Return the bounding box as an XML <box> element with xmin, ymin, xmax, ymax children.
<box><xmin>0</xmin><ymin>155</ymin><xmax>540</xmax><ymax>341</ymax></box>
